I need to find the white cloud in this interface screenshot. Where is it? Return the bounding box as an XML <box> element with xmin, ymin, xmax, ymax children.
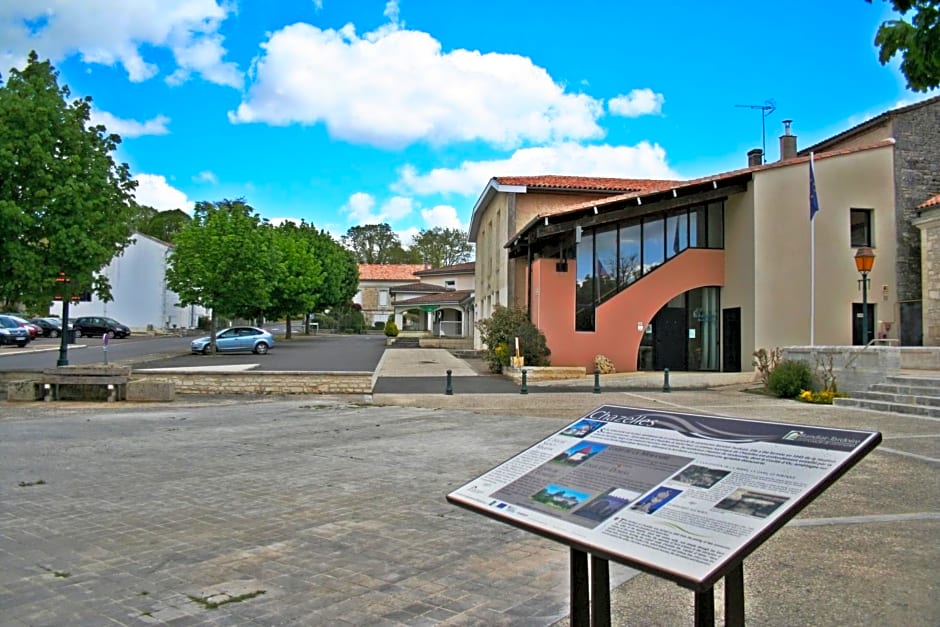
<box><xmin>193</xmin><ymin>170</ymin><xmax>218</xmax><ymax>184</ymax></box>
<box><xmin>341</xmin><ymin>192</ymin><xmax>415</xmax><ymax>224</ymax></box>
<box><xmin>421</xmin><ymin>205</ymin><xmax>463</xmax><ymax>230</ymax></box>
<box><xmin>133</xmin><ymin>173</ymin><xmax>194</xmax><ymax>213</ymax></box>
<box><xmin>0</xmin><ymin>1</ymin><xmax>241</xmax><ymax>87</ymax></box>
<box><xmin>89</xmin><ymin>110</ymin><xmax>170</xmax><ymax>137</ymax></box>
<box><xmin>608</xmin><ymin>88</ymin><xmax>665</xmax><ymax>118</ymax></box>
<box><xmin>395</xmin><ymin>141</ymin><xmax>680</xmax><ymax>197</ymax></box>
<box><xmin>229</xmin><ymin>20</ymin><xmax>604</xmax><ymax>148</ymax></box>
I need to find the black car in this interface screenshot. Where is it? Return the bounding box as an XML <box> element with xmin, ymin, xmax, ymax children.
<box><xmin>72</xmin><ymin>316</ymin><xmax>131</xmax><ymax>339</ymax></box>
<box><xmin>29</xmin><ymin>317</ymin><xmax>64</xmax><ymax>338</ymax></box>
<box><xmin>0</xmin><ymin>315</ymin><xmax>31</xmax><ymax>347</ymax></box>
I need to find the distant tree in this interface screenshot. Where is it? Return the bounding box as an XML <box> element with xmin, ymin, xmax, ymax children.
<box><xmin>409</xmin><ymin>227</ymin><xmax>473</xmax><ymax>268</ymax></box>
<box><xmin>135</xmin><ymin>208</ymin><xmax>191</xmax><ymax>243</ymax></box>
<box><xmin>868</xmin><ymin>0</ymin><xmax>940</xmax><ymax>91</ymax></box>
<box><xmin>342</xmin><ymin>223</ymin><xmax>406</xmax><ymax>263</ymax></box>
<box><xmin>165</xmin><ymin>199</ymin><xmax>274</xmax><ymax>349</ymax></box>
<box><xmin>0</xmin><ymin>52</ymin><xmax>138</xmax><ymax>311</ymax></box>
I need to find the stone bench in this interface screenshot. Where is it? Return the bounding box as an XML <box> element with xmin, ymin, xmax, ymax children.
<box><xmin>41</xmin><ymin>366</ymin><xmax>132</xmax><ymax>402</ymax></box>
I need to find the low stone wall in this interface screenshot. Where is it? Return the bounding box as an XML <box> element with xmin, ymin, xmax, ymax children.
<box><xmin>899</xmin><ymin>347</ymin><xmax>940</xmax><ymax>370</ymax></box>
<box><xmin>783</xmin><ymin>345</ymin><xmax>901</xmax><ymax>393</ymax></box>
<box><xmin>504</xmin><ymin>365</ymin><xmax>586</xmax><ymax>383</ymax></box>
<box><xmin>132</xmin><ymin>371</ymin><xmax>373</xmax><ymax>395</ymax></box>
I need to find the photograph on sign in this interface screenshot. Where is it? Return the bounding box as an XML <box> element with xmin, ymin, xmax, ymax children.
<box><xmin>447</xmin><ymin>405</ymin><xmax>881</xmax><ymax>588</ymax></box>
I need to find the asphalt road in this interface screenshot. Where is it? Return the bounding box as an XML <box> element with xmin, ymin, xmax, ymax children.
<box><xmin>0</xmin><ymin>333</ymin><xmax>388</xmax><ymax>373</ymax></box>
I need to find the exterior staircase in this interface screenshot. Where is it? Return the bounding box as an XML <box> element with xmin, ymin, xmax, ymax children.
<box><xmin>833</xmin><ymin>373</ymin><xmax>940</xmax><ymax>418</ymax></box>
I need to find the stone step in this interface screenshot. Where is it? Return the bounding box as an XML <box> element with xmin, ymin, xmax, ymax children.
<box><xmin>870</xmin><ymin>383</ymin><xmax>940</xmax><ymax>397</ymax></box>
<box><xmin>884</xmin><ymin>375</ymin><xmax>940</xmax><ymax>389</ymax></box>
<box><xmin>833</xmin><ymin>397</ymin><xmax>940</xmax><ymax>418</ymax></box>
<box><xmin>851</xmin><ymin>390</ymin><xmax>940</xmax><ymax>408</ymax></box>
<box><xmin>389</xmin><ymin>338</ymin><xmax>421</xmax><ymax>348</ymax></box>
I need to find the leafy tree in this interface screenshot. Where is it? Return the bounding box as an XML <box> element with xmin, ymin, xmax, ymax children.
<box><xmin>265</xmin><ymin>222</ymin><xmax>326</xmax><ymax>339</ymax></box>
<box><xmin>476</xmin><ymin>305</ymin><xmax>551</xmax><ymax>373</ymax></box>
<box><xmin>165</xmin><ymin>198</ymin><xmax>274</xmax><ymax>349</ymax></box>
<box><xmin>869</xmin><ymin>0</ymin><xmax>940</xmax><ymax>91</ymax></box>
<box><xmin>409</xmin><ymin>227</ymin><xmax>473</xmax><ymax>268</ymax></box>
<box><xmin>343</xmin><ymin>223</ymin><xmax>409</xmax><ymax>263</ymax></box>
<box><xmin>135</xmin><ymin>208</ymin><xmax>191</xmax><ymax>243</ymax></box>
<box><xmin>0</xmin><ymin>52</ymin><xmax>138</xmax><ymax>311</ymax></box>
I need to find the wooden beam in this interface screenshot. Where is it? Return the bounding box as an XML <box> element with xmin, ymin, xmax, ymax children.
<box><xmin>533</xmin><ymin>183</ymin><xmax>747</xmax><ymax>240</ymax></box>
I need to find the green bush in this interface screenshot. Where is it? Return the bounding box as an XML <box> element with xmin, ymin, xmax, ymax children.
<box><xmin>385</xmin><ymin>320</ymin><xmax>399</xmax><ymax>337</ymax></box>
<box><xmin>476</xmin><ymin>305</ymin><xmax>551</xmax><ymax>373</ymax></box>
<box><xmin>373</xmin><ymin>321</ymin><xmax>386</xmax><ymax>331</ymax></box>
<box><xmin>768</xmin><ymin>360</ymin><xmax>813</xmax><ymax>398</ymax></box>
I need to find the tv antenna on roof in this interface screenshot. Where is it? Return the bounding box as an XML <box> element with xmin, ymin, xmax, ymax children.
<box><xmin>735</xmin><ymin>100</ymin><xmax>776</xmax><ymax>164</ymax></box>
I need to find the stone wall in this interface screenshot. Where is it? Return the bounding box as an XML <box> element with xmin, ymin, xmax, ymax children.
<box><xmin>120</xmin><ymin>371</ymin><xmax>373</xmax><ymax>396</ymax></box>
<box><xmin>784</xmin><ymin>345</ymin><xmax>901</xmax><ymax>393</ymax></box>
<box><xmin>892</xmin><ymin>99</ymin><xmax>940</xmax><ymax>341</ymax></box>
<box><xmin>914</xmin><ymin>206</ymin><xmax>940</xmax><ymax>345</ymax></box>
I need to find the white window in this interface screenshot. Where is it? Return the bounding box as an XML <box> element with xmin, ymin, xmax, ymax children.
<box><xmin>379</xmin><ymin>289</ymin><xmax>389</xmax><ymax>306</ymax></box>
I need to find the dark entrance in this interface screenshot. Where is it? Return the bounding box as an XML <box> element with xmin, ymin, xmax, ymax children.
<box><xmin>722</xmin><ymin>307</ymin><xmax>741</xmax><ymax>372</ymax></box>
<box><xmin>652</xmin><ymin>306</ymin><xmax>687</xmax><ymax>370</ymax></box>
<box><xmin>852</xmin><ymin>303</ymin><xmax>876</xmax><ymax>345</ymax></box>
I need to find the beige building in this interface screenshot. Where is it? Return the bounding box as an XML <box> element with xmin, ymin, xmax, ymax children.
<box><xmin>468</xmin><ymin>97</ymin><xmax>939</xmax><ymax>371</ymax></box>
<box><xmin>354</xmin><ymin>264</ymin><xmax>425</xmax><ymax>328</ymax></box>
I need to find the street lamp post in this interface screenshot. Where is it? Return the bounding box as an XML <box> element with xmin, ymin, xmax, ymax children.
<box><xmin>55</xmin><ymin>273</ymin><xmax>71</xmax><ymax>367</ymax></box>
<box><xmin>854</xmin><ymin>247</ymin><xmax>876</xmax><ymax>346</ymax></box>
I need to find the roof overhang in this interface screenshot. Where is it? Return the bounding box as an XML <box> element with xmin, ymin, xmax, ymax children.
<box><xmin>468</xmin><ymin>178</ymin><xmax>528</xmax><ymax>243</ymax></box>
<box><xmin>505</xmin><ymin>174</ymin><xmax>751</xmax><ymax>256</ymax></box>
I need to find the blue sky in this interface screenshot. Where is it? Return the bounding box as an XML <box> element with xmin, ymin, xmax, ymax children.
<box><xmin>2</xmin><ymin>1</ymin><xmax>933</xmax><ymax>245</ymax></box>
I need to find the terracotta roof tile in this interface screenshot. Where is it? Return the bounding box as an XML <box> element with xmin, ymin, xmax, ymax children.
<box><xmin>389</xmin><ymin>282</ymin><xmax>449</xmax><ymax>293</ymax></box>
<box><xmin>414</xmin><ymin>262</ymin><xmax>475</xmax><ymax>275</ymax></box>
<box><xmin>396</xmin><ymin>290</ymin><xmax>474</xmax><ymax>306</ymax></box>
<box><xmin>358</xmin><ymin>264</ymin><xmax>426</xmax><ymax>281</ymax></box>
<box><xmin>918</xmin><ymin>193</ymin><xmax>940</xmax><ymax>210</ymax></box>
<box><xmin>495</xmin><ymin>175</ymin><xmax>678</xmax><ymax>193</ymax></box>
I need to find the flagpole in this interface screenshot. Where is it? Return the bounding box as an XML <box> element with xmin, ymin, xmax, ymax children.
<box><xmin>809</xmin><ymin>152</ymin><xmax>816</xmax><ymax>346</ymax></box>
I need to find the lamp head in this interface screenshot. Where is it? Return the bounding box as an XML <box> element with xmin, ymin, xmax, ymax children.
<box><xmin>854</xmin><ymin>246</ymin><xmax>875</xmax><ymax>274</ymax></box>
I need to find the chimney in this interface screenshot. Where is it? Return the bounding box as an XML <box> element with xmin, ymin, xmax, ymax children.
<box><xmin>747</xmin><ymin>149</ymin><xmax>763</xmax><ymax>167</ymax></box>
<box><xmin>779</xmin><ymin>119</ymin><xmax>797</xmax><ymax>160</ymax></box>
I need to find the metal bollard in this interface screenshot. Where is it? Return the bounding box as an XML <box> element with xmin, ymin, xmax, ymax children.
<box><xmin>663</xmin><ymin>368</ymin><xmax>671</xmax><ymax>393</ymax></box>
<box><xmin>593</xmin><ymin>368</ymin><xmax>601</xmax><ymax>394</ymax></box>
<box><xmin>445</xmin><ymin>369</ymin><xmax>453</xmax><ymax>395</ymax></box>
<box><xmin>520</xmin><ymin>369</ymin><xmax>528</xmax><ymax>394</ymax></box>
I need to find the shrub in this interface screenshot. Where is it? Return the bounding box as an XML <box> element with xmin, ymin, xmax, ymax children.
<box><xmin>594</xmin><ymin>354</ymin><xmax>616</xmax><ymax>374</ymax></box>
<box><xmin>384</xmin><ymin>320</ymin><xmax>399</xmax><ymax>337</ymax></box>
<box><xmin>752</xmin><ymin>347</ymin><xmax>782</xmax><ymax>387</ymax></box>
<box><xmin>768</xmin><ymin>360</ymin><xmax>813</xmax><ymax>398</ymax></box>
<box><xmin>798</xmin><ymin>389</ymin><xmax>839</xmax><ymax>404</ymax></box>
<box><xmin>373</xmin><ymin>321</ymin><xmax>386</xmax><ymax>331</ymax></box>
<box><xmin>476</xmin><ymin>305</ymin><xmax>551</xmax><ymax>373</ymax></box>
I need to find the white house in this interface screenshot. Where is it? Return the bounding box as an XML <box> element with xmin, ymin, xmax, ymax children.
<box><xmin>51</xmin><ymin>232</ymin><xmax>206</xmax><ymax>331</ymax></box>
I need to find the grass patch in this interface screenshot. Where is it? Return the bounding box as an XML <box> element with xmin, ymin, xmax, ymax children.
<box><xmin>188</xmin><ymin>590</ymin><xmax>266</xmax><ymax>609</ymax></box>
<box><xmin>18</xmin><ymin>479</ymin><xmax>46</xmax><ymax>487</ymax></box>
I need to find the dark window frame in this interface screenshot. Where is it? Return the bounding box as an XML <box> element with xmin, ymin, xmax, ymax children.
<box><xmin>850</xmin><ymin>208</ymin><xmax>873</xmax><ymax>248</ymax></box>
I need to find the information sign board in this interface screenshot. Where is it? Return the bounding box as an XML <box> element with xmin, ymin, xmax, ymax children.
<box><xmin>447</xmin><ymin>405</ymin><xmax>881</xmax><ymax>590</ymax></box>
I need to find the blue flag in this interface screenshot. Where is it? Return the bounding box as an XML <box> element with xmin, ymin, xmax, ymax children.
<box><xmin>809</xmin><ymin>153</ymin><xmax>819</xmax><ymax>221</ymax></box>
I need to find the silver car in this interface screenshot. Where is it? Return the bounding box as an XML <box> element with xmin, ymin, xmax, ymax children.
<box><xmin>191</xmin><ymin>326</ymin><xmax>275</xmax><ymax>355</ymax></box>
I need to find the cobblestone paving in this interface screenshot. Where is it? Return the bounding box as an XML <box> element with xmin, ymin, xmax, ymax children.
<box><xmin>0</xmin><ymin>399</ymin><xmax>614</xmax><ymax>626</ymax></box>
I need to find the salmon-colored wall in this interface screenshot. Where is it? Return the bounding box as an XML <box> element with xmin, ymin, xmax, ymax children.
<box><xmin>532</xmin><ymin>249</ymin><xmax>725</xmax><ymax>371</ymax></box>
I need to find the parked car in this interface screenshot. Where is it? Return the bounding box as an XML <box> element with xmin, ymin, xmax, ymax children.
<box><xmin>191</xmin><ymin>326</ymin><xmax>274</xmax><ymax>355</ymax></box>
<box><xmin>72</xmin><ymin>316</ymin><xmax>131</xmax><ymax>339</ymax></box>
<box><xmin>1</xmin><ymin>314</ymin><xmax>41</xmax><ymax>339</ymax></box>
<box><xmin>29</xmin><ymin>317</ymin><xmax>64</xmax><ymax>337</ymax></box>
<box><xmin>0</xmin><ymin>315</ymin><xmax>31</xmax><ymax>347</ymax></box>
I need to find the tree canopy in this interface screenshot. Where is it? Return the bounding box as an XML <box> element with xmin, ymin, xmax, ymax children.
<box><xmin>869</xmin><ymin>0</ymin><xmax>940</xmax><ymax>92</ymax></box>
<box><xmin>165</xmin><ymin>199</ymin><xmax>275</xmax><ymax>335</ymax></box>
<box><xmin>343</xmin><ymin>222</ymin><xmax>474</xmax><ymax>267</ymax></box>
<box><xmin>134</xmin><ymin>207</ymin><xmax>191</xmax><ymax>244</ymax></box>
<box><xmin>409</xmin><ymin>227</ymin><xmax>474</xmax><ymax>268</ymax></box>
<box><xmin>0</xmin><ymin>52</ymin><xmax>138</xmax><ymax>311</ymax></box>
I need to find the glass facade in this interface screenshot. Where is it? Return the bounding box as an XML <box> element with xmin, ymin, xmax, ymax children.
<box><xmin>574</xmin><ymin>201</ymin><xmax>725</xmax><ymax>332</ymax></box>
